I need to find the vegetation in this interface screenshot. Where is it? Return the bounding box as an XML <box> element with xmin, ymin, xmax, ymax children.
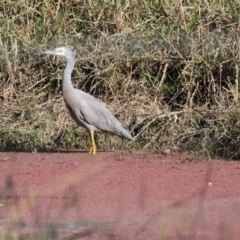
<box><xmin>1</xmin><ymin>0</ymin><xmax>240</xmax><ymax>158</ymax></box>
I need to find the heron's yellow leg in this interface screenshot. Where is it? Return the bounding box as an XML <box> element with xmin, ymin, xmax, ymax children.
<box><xmin>89</xmin><ymin>131</ymin><xmax>97</xmax><ymax>154</ymax></box>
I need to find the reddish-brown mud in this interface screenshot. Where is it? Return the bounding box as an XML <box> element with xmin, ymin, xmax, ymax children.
<box><xmin>0</xmin><ymin>151</ymin><xmax>240</xmax><ymax>239</ymax></box>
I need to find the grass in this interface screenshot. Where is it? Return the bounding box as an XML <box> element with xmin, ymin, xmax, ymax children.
<box><xmin>1</xmin><ymin>0</ymin><xmax>240</xmax><ymax>158</ymax></box>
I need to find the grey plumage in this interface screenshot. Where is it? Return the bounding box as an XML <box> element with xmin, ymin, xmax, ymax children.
<box><xmin>41</xmin><ymin>46</ymin><xmax>132</xmax><ymax>154</ymax></box>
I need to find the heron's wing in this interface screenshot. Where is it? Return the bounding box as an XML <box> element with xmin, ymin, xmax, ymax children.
<box><xmin>72</xmin><ymin>90</ymin><xmax>132</xmax><ymax>140</ymax></box>
<box><xmin>77</xmin><ymin>92</ymin><xmax>121</xmax><ymax>133</ymax></box>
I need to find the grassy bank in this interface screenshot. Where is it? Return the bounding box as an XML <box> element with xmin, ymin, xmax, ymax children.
<box><xmin>1</xmin><ymin>0</ymin><xmax>240</xmax><ymax>158</ymax></box>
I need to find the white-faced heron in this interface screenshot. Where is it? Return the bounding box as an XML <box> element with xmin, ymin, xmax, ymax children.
<box><xmin>41</xmin><ymin>46</ymin><xmax>132</xmax><ymax>154</ymax></box>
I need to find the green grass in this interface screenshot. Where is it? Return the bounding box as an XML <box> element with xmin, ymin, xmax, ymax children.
<box><xmin>1</xmin><ymin>0</ymin><xmax>240</xmax><ymax>158</ymax></box>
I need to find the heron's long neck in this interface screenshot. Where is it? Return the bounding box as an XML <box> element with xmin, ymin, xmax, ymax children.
<box><xmin>62</xmin><ymin>57</ymin><xmax>75</xmax><ymax>92</ymax></box>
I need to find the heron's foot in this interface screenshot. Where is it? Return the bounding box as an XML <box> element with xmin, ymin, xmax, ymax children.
<box><xmin>89</xmin><ymin>144</ymin><xmax>96</xmax><ymax>154</ymax></box>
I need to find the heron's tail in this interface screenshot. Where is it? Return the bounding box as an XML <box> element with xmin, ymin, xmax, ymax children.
<box><xmin>119</xmin><ymin>125</ymin><xmax>133</xmax><ymax>141</ymax></box>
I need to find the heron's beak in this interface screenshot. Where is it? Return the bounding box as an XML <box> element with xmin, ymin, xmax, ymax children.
<box><xmin>40</xmin><ymin>50</ymin><xmax>56</xmax><ymax>55</ymax></box>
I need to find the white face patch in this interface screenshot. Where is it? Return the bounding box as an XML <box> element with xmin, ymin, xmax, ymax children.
<box><xmin>55</xmin><ymin>47</ymin><xmax>65</xmax><ymax>55</ymax></box>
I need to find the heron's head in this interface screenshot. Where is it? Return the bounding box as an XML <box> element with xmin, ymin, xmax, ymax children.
<box><xmin>41</xmin><ymin>46</ymin><xmax>75</xmax><ymax>60</ymax></box>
